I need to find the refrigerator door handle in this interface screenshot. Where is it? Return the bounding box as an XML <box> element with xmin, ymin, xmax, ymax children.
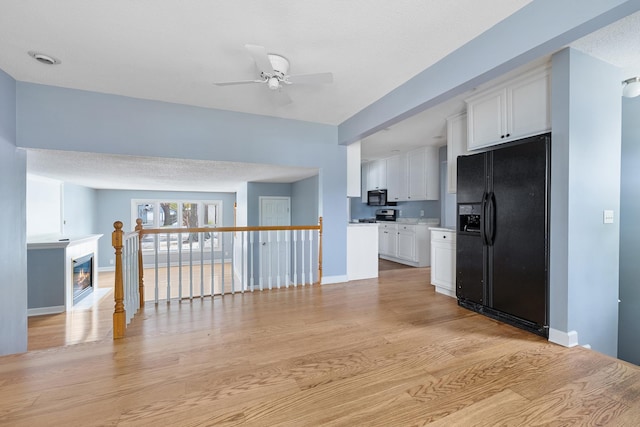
<box><xmin>481</xmin><ymin>192</ymin><xmax>489</xmax><ymax>245</ymax></box>
<box><xmin>487</xmin><ymin>192</ymin><xmax>497</xmax><ymax>246</ymax></box>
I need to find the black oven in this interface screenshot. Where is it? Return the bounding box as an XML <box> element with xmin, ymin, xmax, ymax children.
<box><xmin>367</xmin><ymin>189</ymin><xmax>388</xmax><ymax>206</ymax></box>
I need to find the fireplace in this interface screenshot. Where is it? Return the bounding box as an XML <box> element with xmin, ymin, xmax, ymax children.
<box><xmin>73</xmin><ymin>253</ymin><xmax>94</xmax><ymax>304</ymax></box>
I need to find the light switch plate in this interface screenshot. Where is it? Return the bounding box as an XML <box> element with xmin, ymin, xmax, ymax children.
<box><xmin>603</xmin><ymin>210</ymin><xmax>614</xmax><ymax>224</ymax></box>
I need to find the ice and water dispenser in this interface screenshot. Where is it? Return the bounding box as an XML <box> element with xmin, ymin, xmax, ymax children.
<box><xmin>458</xmin><ymin>204</ymin><xmax>482</xmax><ymax>234</ymax></box>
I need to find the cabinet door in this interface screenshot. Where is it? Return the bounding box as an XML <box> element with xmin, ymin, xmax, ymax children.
<box><xmin>397</xmin><ymin>226</ymin><xmax>416</xmax><ymax>261</ymax></box>
<box><xmin>432</xmin><ymin>242</ymin><xmax>454</xmax><ymax>289</ymax></box>
<box><xmin>379</xmin><ymin>224</ymin><xmax>397</xmax><ymax>256</ymax></box>
<box><xmin>446</xmin><ymin>112</ymin><xmax>467</xmax><ymax>194</ymax></box>
<box><xmin>367</xmin><ymin>159</ymin><xmax>387</xmax><ymax>190</ymax></box>
<box><xmin>361</xmin><ymin>162</ymin><xmax>368</xmax><ymax>203</ymax></box>
<box><xmin>466</xmin><ymin>88</ymin><xmax>506</xmax><ymax>150</ymax></box>
<box><xmin>406</xmin><ymin>148</ymin><xmax>427</xmax><ymax>200</ymax></box>
<box><xmin>507</xmin><ymin>70</ymin><xmax>550</xmax><ymax>141</ymax></box>
<box><xmin>386</xmin><ymin>155</ymin><xmax>403</xmax><ymax>202</ymax></box>
<box><xmin>424</xmin><ymin>146</ymin><xmax>439</xmax><ymax>200</ymax></box>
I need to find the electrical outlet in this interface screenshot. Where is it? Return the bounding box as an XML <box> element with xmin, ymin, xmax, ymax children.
<box><xmin>420</xmin><ymin>210</ymin><xmax>424</xmax><ymax>217</ymax></box>
<box><xmin>225</xmin><ymin>251</ymin><xmax>229</xmax><ymax>256</ymax></box>
<box><xmin>603</xmin><ymin>210</ymin><xmax>614</xmax><ymax>224</ymax></box>
<box><xmin>109</xmin><ymin>259</ymin><xmax>114</xmax><ymax>265</ymax></box>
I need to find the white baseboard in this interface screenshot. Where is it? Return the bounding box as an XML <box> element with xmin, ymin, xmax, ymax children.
<box><xmin>98</xmin><ymin>266</ymin><xmax>115</xmax><ymax>272</ymax></box>
<box><xmin>322</xmin><ymin>275</ymin><xmax>348</xmax><ymax>285</ymax></box>
<box><xmin>548</xmin><ymin>328</ymin><xmax>579</xmax><ymax>347</ymax></box>
<box><xmin>28</xmin><ymin>305</ymin><xmax>65</xmax><ymax>317</ymax></box>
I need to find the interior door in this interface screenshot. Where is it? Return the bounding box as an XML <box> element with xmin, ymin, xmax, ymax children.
<box><xmin>259</xmin><ymin>197</ymin><xmax>291</xmax><ymax>289</ymax></box>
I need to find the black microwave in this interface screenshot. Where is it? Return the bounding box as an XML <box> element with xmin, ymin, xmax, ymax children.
<box><xmin>367</xmin><ymin>189</ymin><xmax>388</xmax><ymax>206</ymax></box>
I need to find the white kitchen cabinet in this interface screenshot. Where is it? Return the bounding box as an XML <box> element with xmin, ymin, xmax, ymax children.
<box><xmin>397</xmin><ymin>224</ymin><xmax>416</xmax><ymax>262</ymax></box>
<box><xmin>360</xmin><ymin>162</ymin><xmax>368</xmax><ymax>204</ymax></box>
<box><xmin>430</xmin><ymin>228</ymin><xmax>456</xmax><ymax>298</ymax></box>
<box><xmin>466</xmin><ymin>66</ymin><xmax>550</xmax><ymax>150</ymax></box>
<box><xmin>378</xmin><ymin>222</ymin><xmax>397</xmax><ymax>256</ymax></box>
<box><xmin>379</xmin><ymin>222</ymin><xmax>433</xmax><ymax>267</ymax></box>
<box><xmin>446</xmin><ymin>112</ymin><xmax>467</xmax><ymax>194</ymax></box>
<box><xmin>386</xmin><ymin>155</ymin><xmax>403</xmax><ymax>202</ymax></box>
<box><xmin>406</xmin><ymin>146</ymin><xmax>439</xmax><ymax>201</ymax></box>
<box><xmin>367</xmin><ymin>159</ymin><xmax>387</xmax><ymax>190</ymax></box>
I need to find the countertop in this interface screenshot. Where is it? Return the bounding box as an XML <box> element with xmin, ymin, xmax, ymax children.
<box><xmin>348</xmin><ymin>222</ymin><xmax>379</xmax><ymax>227</ymax></box>
<box><xmin>429</xmin><ymin>226</ymin><xmax>456</xmax><ymax>232</ymax></box>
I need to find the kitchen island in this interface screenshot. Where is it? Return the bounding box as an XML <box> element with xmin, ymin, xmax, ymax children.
<box><xmin>347</xmin><ymin>222</ymin><xmax>379</xmax><ymax>281</ymax></box>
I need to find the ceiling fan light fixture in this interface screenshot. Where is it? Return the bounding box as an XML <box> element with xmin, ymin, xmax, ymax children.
<box><xmin>267</xmin><ymin>77</ymin><xmax>280</xmax><ymax>91</ymax></box>
<box><xmin>622</xmin><ymin>77</ymin><xmax>640</xmax><ymax>98</ymax></box>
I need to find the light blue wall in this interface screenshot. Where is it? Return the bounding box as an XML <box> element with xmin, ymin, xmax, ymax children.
<box><xmin>95</xmin><ymin>189</ymin><xmax>236</xmax><ymax>268</ymax></box>
<box><xmin>63</xmin><ymin>183</ymin><xmax>98</xmax><ymax>237</ymax></box>
<box><xmin>550</xmin><ymin>48</ymin><xmax>621</xmax><ymax>356</ymax></box>
<box><xmin>619</xmin><ymin>96</ymin><xmax>640</xmax><ymax>364</ymax></box>
<box><xmin>247</xmin><ymin>183</ymin><xmax>292</xmax><ymax>226</ymax></box>
<box><xmin>16</xmin><ymin>83</ymin><xmax>347</xmax><ymax>279</ymax></box>
<box><xmin>338</xmin><ymin>0</ymin><xmax>640</xmax><ymax>145</ymax></box>
<box><xmin>292</xmin><ymin>175</ymin><xmax>319</xmax><ymax>226</ymax></box>
<box><xmin>0</xmin><ymin>68</ymin><xmax>27</xmax><ymax>355</ymax></box>
<box><xmin>439</xmin><ymin>146</ymin><xmax>457</xmax><ymax>228</ymax></box>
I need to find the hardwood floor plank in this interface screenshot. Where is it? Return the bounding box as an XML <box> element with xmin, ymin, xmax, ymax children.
<box><xmin>4</xmin><ymin>266</ymin><xmax>639</xmax><ymax>426</ymax></box>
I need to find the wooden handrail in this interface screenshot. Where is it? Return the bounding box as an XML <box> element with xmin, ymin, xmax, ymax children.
<box><xmin>112</xmin><ymin>221</ymin><xmax>126</xmax><ymax>339</ymax></box>
<box><xmin>138</xmin><ymin>224</ymin><xmax>321</xmax><ymax>234</ymax></box>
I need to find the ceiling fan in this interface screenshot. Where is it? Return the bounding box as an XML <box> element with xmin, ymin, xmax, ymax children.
<box><xmin>214</xmin><ymin>44</ymin><xmax>333</xmax><ymax>104</ymax></box>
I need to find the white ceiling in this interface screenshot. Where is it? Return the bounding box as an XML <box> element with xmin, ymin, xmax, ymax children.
<box><xmin>3</xmin><ymin>2</ymin><xmax>640</xmax><ymax>191</ymax></box>
<box><xmin>26</xmin><ymin>149</ymin><xmax>318</xmax><ymax>192</ymax></box>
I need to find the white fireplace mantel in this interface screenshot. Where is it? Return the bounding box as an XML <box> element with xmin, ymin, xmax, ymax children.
<box><xmin>27</xmin><ymin>234</ymin><xmax>103</xmax><ymax>315</ymax></box>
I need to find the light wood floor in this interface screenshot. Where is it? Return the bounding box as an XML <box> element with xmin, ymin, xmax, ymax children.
<box><xmin>8</xmin><ymin>264</ymin><xmax>640</xmax><ymax>425</ymax></box>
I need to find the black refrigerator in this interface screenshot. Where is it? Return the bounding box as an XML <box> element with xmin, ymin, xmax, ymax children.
<box><xmin>456</xmin><ymin>133</ymin><xmax>550</xmax><ymax>337</ymax></box>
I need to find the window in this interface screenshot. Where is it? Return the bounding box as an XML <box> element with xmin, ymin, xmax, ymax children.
<box><xmin>132</xmin><ymin>200</ymin><xmax>223</xmax><ymax>251</ymax></box>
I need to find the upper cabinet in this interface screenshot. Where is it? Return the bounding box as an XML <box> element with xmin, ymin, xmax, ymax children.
<box><xmin>386</xmin><ymin>154</ymin><xmax>404</xmax><ymax>202</ymax></box>
<box><xmin>406</xmin><ymin>146</ymin><xmax>439</xmax><ymax>201</ymax></box>
<box><xmin>465</xmin><ymin>66</ymin><xmax>550</xmax><ymax>151</ymax></box>
<box><xmin>366</xmin><ymin>158</ymin><xmax>387</xmax><ymax>191</ymax></box>
<box><xmin>363</xmin><ymin>146</ymin><xmax>439</xmax><ymax>203</ymax></box>
<box><xmin>446</xmin><ymin>112</ymin><xmax>467</xmax><ymax>194</ymax></box>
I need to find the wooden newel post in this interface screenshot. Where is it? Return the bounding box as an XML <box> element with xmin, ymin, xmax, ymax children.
<box><xmin>135</xmin><ymin>218</ymin><xmax>145</xmax><ymax>308</ymax></box>
<box><xmin>318</xmin><ymin>216</ymin><xmax>323</xmax><ymax>285</ymax></box>
<box><xmin>112</xmin><ymin>221</ymin><xmax>126</xmax><ymax>339</ymax></box>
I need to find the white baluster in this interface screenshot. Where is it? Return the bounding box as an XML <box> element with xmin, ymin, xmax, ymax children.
<box><xmin>166</xmin><ymin>232</ymin><xmax>171</xmax><ymax>303</ymax></box>
<box><xmin>301</xmin><ymin>230</ymin><xmax>306</xmax><ymax>286</ymax></box>
<box><xmin>250</xmin><ymin>231</ymin><xmax>255</xmax><ymax>292</ymax></box>
<box><xmin>200</xmin><ymin>231</ymin><xmax>204</xmax><ymax>298</ymax></box>
<box><xmin>178</xmin><ymin>232</ymin><xmax>183</xmax><ymax>301</ymax></box>
<box><xmin>268</xmin><ymin>231</ymin><xmax>272</xmax><ymax>290</ymax></box>
<box><xmin>285</xmin><ymin>230</ymin><xmax>290</xmax><ymax>288</ymax></box>
<box><xmin>221</xmin><ymin>233</ymin><xmax>225</xmax><ymax>295</ymax></box>
<box><xmin>276</xmin><ymin>230</ymin><xmax>281</xmax><ymax>289</ymax></box>
<box><xmin>308</xmin><ymin>230</ymin><xmax>313</xmax><ymax>285</ymax></box>
<box><xmin>154</xmin><ymin>234</ymin><xmax>159</xmax><ymax>304</ymax></box>
<box><xmin>293</xmin><ymin>230</ymin><xmax>298</xmax><ymax>287</ymax></box>
<box><xmin>231</xmin><ymin>231</ymin><xmax>235</xmax><ymax>294</ymax></box>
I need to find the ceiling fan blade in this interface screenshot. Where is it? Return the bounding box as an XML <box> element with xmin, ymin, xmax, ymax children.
<box><xmin>287</xmin><ymin>72</ymin><xmax>333</xmax><ymax>85</ymax></box>
<box><xmin>245</xmin><ymin>44</ymin><xmax>275</xmax><ymax>75</ymax></box>
<box><xmin>213</xmin><ymin>79</ymin><xmax>264</xmax><ymax>86</ymax></box>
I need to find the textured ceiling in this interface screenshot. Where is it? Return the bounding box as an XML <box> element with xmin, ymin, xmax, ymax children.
<box><xmin>26</xmin><ymin>150</ymin><xmax>318</xmax><ymax>192</ymax></box>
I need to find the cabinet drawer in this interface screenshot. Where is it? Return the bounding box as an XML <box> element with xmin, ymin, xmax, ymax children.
<box><xmin>397</xmin><ymin>224</ymin><xmax>415</xmax><ymax>233</ymax></box>
<box><xmin>431</xmin><ymin>230</ymin><xmax>456</xmax><ymax>243</ymax></box>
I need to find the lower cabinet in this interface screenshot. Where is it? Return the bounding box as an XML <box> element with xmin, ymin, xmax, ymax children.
<box><xmin>379</xmin><ymin>222</ymin><xmax>431</xmax><ymax>267</ymax></box>
<box><xmin>430</xmin><ymin>229</ymin><xmax>456</xmax><ymax>298</ymax></box>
